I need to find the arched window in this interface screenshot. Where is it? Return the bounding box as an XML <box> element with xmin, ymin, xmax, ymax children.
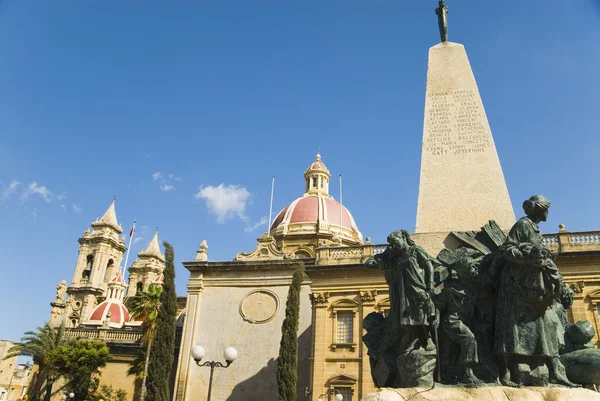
<box><xmin>104</xmin><ymin>259</ymin><xmax>115</xmax><ymax>281</ymax></box>
<box><xmin>295</xmin><ymin>250</ymin><xmax>312</xmax><ymax>259</ymax></box>
<box><xmin>375</xmin><ymin>298</ymin><xmax>391</xmax><ymax>318</ymax></box>
<box><xmin>136</xmin><ymin>282</ymin><xmax>144</xmax><ymax>293</ymax></box>
<box><xmin>82</xmin><ymin>255</ymin><xmax>93</xmax><ymax>280</ymax></box>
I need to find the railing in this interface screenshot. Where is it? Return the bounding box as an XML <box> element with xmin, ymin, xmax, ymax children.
<box><xmin>373</xmin><ymin>245</ymin><xmax>387</xmax><ymax>255</ymax></box>
<box><xmin>541</xmin><ymin>235</ymin><xmax>559</xmax><ymax>247</ymax></box>
<box><xmin>329</xmin><ymin>246</ymin><xmax>365</xmax><ymax>259</ymax></box>
<box><xmin>569</xmin><ymin>232</ymin><xmax>600</xmax><ymax>245</ymax></box>
<box><xmin>322</xmin><ymin>230</ymin><xmax>599</xmax><ymax>262</ymax></box>
<box><xmin>65</xmin><ymin>328</ymin><xmax>142</xmax><ymax>342</ymax></box>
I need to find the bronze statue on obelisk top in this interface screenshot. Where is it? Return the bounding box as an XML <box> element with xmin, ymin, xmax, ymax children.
<box><xmin>435</xmin><ymin>0</ymin><xmax>449</xmax><ymax>42</ymax></box>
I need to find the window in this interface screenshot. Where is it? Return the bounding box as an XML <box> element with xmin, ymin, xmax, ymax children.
<box><xmin>376</xmin><ymin>298</ymin><xmax>390</xmax><ymax>318</ymax></box>
<box><xmin>82</xmin><ymin>255</ymin><xmax>93</xmax><ymax>279</ymax></box>
<box><xmin>331</xmin><ymin>299</ymin><xmax>358</xmax><ymax>351</ymax></box>
<box><xmin>136</xmin><ymin>282</ymin><xmax>144</xmax><ymax>293</ymax></box>
<box><xmin>312</xmin><ymin>178</ymin><xmax>318</xmax><ymax>188</ymax></box>
<box><xmin>337</xmin><ymin>311</ymin><xmax>354</xmax><ymax>344</ymax></box>
<box><xmin>104</xmin><ymin>259</ymin><xmax>115</xmax><ymax>281</ymax></box>
<box><xmin>327</xmin><ymin>376</ymin><xmax>357</xmax><ymax>401</ymax></box>
<box><xmin>336</xmin><ymin>388</ymin><xmax>352</xmax><ymax>401</ymax></box>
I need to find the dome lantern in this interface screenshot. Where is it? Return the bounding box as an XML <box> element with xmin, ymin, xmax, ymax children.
<box><xmin>304</xmin><ymin>152</ymin><xmax>331</xmax><ymax>196</ymax></box>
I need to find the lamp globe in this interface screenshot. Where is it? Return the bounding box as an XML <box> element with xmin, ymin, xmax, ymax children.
<box><xmin>224</xmin><ymin>347</ymin><xmax>238</xmax><ymax>362</ymax></box>
<box><xmin>191</xmin><ymin>345</ymin><xmax>206</xmax><ymax>361</ymax></box>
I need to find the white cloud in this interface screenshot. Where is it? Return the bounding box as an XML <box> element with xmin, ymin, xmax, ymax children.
<box><xmin>194</xmin><ymin>184</ymin><xmax>250</xmax><ymax>223</ymax></box>
<box><xmin>153</xmin><ymin>172</ymin><xmax>182</xmax><ymax>192</ymax></box>
<box><xmin>1</xmin><ymin>180</ymin><xmax>20</xmax><ymax>204</ymax></box>
<box><xmin>133</xmin><ymin>236</ymin><xmax>145</xmax><ymax>244</ymax></box>
<box><xmin>72</xmin><ymin>204</ymin><xmax>83</xmax><ymax>213</ymax></box>
<box><xmin>24</xmin><ymin>182</ymin><xmax>53</xmax><ymax>202</ymax></box>
<box><xmin>61</xmin><ymin>204</ymin><xmax>67</xmax><ymax>210</ymax></box>
<box><xmin>244</xmin><ymin>216</ymin><xmax>268</xmax><ymax>233</ymax></box>
<box><xmin>56</xmin><ymin>192</ymin><xmax>68</xmax><ymax>200</ymax></box>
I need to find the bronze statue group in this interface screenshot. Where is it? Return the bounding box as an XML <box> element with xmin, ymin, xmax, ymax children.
<box><xmin>363</xmin><ymin>195</ymin><xmax>600</xmax><ymax>389</ymax></box>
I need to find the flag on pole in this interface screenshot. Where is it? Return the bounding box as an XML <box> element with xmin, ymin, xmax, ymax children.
<box><xmin>129</xmin><ymin>226</ymin><xmax>135</xmax><ymax>237</ymax></box>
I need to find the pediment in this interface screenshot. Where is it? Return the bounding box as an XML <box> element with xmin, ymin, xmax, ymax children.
<box><xmin>234</xmin><ymin>234</ymin><xmax>286</xmax><ymax>261</ymax></box>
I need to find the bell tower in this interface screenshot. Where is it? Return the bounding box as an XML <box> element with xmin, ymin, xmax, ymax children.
<box><xmin>127</xmin><ymin>231</ymin><xmax>165</xmax><ymax>297</ymax></box>
<box><xmin>64</xmin><ymin>200</ymin><xmax>127</xmax><ymax>327</ymax></box>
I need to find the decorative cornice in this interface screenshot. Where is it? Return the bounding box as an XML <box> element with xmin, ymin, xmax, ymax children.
<box><xmin>78</xmin><ymin>235</ymin><xmax>127</xmax><ymax>252</ymax></box>
<box><xmin>360</xmin><ymin>289</ymin><xmax>378</xmax><ymax>303</ymax></box>
<box><xmin>310</xmin><ymin>291</ymin><xmax>330</xmax><ymax>306</ymax></box>
<box><xmin>569</xmin><ymin>281</ymin><xmax>586</xmax><ymax>294</ymax></box>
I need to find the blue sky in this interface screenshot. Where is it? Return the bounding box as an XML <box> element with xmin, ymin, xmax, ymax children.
<box><xmin>1</xmin><ymin>0</ymin><xmax>599</xmax><ymax>342</ymax></box>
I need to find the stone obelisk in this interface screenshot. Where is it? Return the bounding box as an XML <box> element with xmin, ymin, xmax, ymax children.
<box><xmin>415</xmin><ymin>41</ymin><xmax>515</xmax><ymax>234</ymax></box>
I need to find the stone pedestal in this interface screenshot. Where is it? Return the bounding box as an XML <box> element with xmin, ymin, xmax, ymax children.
<box><xmin>360</xmin><ymin>386</ymin><xmax>600</xmax><ymax>401</ymax></box>
<box><xmin>416</xmin><ymin>42</ymin><xmax>515</xmax><ymax>235</ymax></box>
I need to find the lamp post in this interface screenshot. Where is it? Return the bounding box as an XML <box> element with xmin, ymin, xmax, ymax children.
<box><xmin>191</xmin><ymin>345</ymin><xmax>237</xmax><ymax>401</ymax></box>
<box><xmin>316</xmin><ymin>389</ymin><xmax>343</xmax><ymax>401</ymax></box>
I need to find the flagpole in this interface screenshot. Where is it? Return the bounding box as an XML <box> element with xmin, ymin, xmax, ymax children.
<box><xmin>268</xmin><ymin>176</ymin><xmax>275</xmax><ymax>235</ymax></box>
<box><xmin>339</xmin><ymin>175</ymin><xmax>343</xmax><ymax>246</ymax></box>
<box><xmin>122</xmin><ymin>220</ymin><xmax>136</xmax><ymax>275</ymax></box>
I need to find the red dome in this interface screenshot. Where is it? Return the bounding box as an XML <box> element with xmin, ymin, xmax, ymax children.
<box><xmin>307</xmin><ymin>160</ymin><xmax>327</xmax><ymax>172</ymax></box>
<box><xmin>87</xmin><ymin>300</ymin><xmax>131</xmax><ymax>328</ymax></box>
<box><xmin>270</xmin><ymin>194</ymin><xmax>362</xmax><ymax>244</ymax></box>
<box><xmin>110</xmin><ymin>274</ymin><xmax>125</xmax><ymax>284</ymax></box>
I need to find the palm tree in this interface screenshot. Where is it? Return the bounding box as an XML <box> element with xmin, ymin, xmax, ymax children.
<box><xmin>126</xmin><ymin>348</ymin><xmax>147</xmax><ymax>386</ymax></box>
<box><xmin>3</xmin><ymin>323</ymin><xmax>66</xmax><ymax>401</ymax></box>
<box><xmin>127</xmin><ymin>285</ymin><xmax>162</xmax><ymax>401</ymax></box>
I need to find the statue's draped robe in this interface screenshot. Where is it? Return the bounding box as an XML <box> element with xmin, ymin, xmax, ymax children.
<box><xmin>494</xmin><ymin>217</ymin><xmax>561</xmax><ymax>358</ymax></box>
<box><xmin>381</xmin><ymin>246</ymin><xmax>435</xmax><ymax>327</ymax></box>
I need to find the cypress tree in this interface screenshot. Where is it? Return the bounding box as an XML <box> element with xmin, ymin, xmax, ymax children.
<box><xmin>277</xmin><ymin>263</ymin><xmax>304</xmax><ymax>401</ymax></box>
<box><xmin>146</xmin><ymin>241</ymin><xmax>177</xmax><ymax>401</ymax></box>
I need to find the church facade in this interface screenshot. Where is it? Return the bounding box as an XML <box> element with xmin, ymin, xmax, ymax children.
<box><xmin>46</xmin><ymin>38</ymin><xmax>600</xmax><ymax>401</ymax></box>
<box><xmin>47</xmin><ymin>151</ymin><xmax>600</xmax><ymax>401</ymax></box>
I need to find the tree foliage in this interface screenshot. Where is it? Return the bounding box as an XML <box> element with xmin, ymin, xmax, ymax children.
<box><xmin>127</xmin><ymin>284</ymin><xmax>163</xmax><ymax>401</ymax></box>
<box><xmin>146</xmin><ymin>241</ymin><xmax>177</xmax><ymax>401</ymax></box>
<box><xmin>4</xmin><ymin>323</ymin><xmax>67</xmax><ymax>401</ymax></box>
<box><xmin>50</xmin><ymin>340</ymin><xmax>110</xmax><ymax>401</ymax></box>
<box><xmin>126</xmin><ymin>348</ymin><xmax>147</xmax><ymax>385</ymax></box>
<box><xmin>277</xmin><ymin>263</ymin><xmax>304</xmax><ymax>401</ymax></box>
<box><xmin>93</xmin><ymin>384</ymin><xmax>127</xmax><ymax>401</ymax></box>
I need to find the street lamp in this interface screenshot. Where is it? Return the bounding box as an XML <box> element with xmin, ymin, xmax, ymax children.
<box><xmin>61</xmin><ymin>393</ymin><xmax>74</xmax><ymax>401</ymax></box>
<box><xmin>316</xmin><ymin>389</ymin><xmax>343</xmax><ymax>401</ymax></box>
<box><xmin>191</xmin><ymin>345</ymin><xmax>237</xmax><ymax>401</ymax></box>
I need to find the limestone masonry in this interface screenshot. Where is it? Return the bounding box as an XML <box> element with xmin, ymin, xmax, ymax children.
<box><xmin>416</xmin><ymin>42</ymin><xmax>515</xmax><ymax>234</ymax></box>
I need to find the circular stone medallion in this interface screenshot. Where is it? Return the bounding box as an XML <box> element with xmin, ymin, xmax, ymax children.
<box><xmin>239</xmin><ymin>289</ymin><xmax>279</xmax><ymax>324</ymax></box>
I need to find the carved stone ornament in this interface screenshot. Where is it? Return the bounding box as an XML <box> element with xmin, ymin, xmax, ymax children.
<box><xmin>360</xmin><ymin>290</ymin><xmax>378</xmax><ymax>303</ymax></box>
<box><xmin>239</xmin><ymin>289</ymin><xmax>279</xmax><ymax>324</ymax></box>
<box><xmin>570</xmin><ymin>281</ymin><xmax>585</xmax><ymax>294</ymax></box>
<box><xmin>310</xmin><ymin>292</ymin><xmax>330</xmax><ymax>305</ymax></box>
<box><xmin>234</xmin><ymin>233</ymin><xmax>285</xmax><ymax>261</ymax></box>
